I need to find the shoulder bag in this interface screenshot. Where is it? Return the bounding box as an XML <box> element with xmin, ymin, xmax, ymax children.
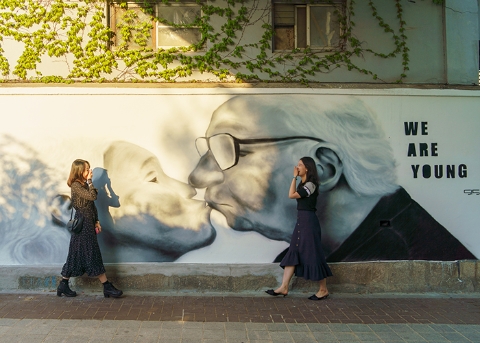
<box><xmin>66</xmin><ymin>207</ymin><xmax>83</xmax><ymax>234</ymax></box>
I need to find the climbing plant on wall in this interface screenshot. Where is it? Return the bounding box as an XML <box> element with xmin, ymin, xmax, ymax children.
<box><xmin>0</xmin><ymin>0</ymin><xmax>443</xmax><ymax>83</ymax></box>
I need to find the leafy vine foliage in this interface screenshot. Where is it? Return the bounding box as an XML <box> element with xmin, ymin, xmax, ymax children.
<box><xmin>0</xmin><ymin>0</ymin><xmax>441</xmax><ymax>83</ymax></box>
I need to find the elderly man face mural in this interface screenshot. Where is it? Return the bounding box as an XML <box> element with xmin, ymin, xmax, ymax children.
<box><xmin>189</xmin><ymin>95</ymin><xmax>475</xmax><ymax>262</ymax></box>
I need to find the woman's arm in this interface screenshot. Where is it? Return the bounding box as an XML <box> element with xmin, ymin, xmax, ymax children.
<box><xmin>289</xmin><ymin>165</ymin><xmax>301</xmax><ymax>199</ymax></box>
<box><xmin>296</xmin><ymin>182</ymin><xmax>316</xmax><ymax>198</ymax></box>
<box><xmin>289</xmin><ymin>177</ymin><xmax>301</xmax><ymax>199</ymax></box>
<box><xmin>93</xmin><ymin>203</ymin><xmax>99</xmax><ymax>222</ymax></box>
<box><xmin>72</xmin><ymin>181</ymin><xmax>98</xmax><ymax>201</ymax></box>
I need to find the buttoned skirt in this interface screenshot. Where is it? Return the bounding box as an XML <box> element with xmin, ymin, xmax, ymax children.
<box><xmin>280</xmin><ymin>210</ymin><xmax>333</xmax><ymax>281</ymax></box>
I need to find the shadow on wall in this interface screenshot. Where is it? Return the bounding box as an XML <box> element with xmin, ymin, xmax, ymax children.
<box><xmin>92</xmin><ymin>167</ymin><xmax>119</xmax><ymax>245</ymax></box>
<box><xmin>0</xmin><ymin>134</ymin><xmax>70</xmax><ymax>264</ymax></box>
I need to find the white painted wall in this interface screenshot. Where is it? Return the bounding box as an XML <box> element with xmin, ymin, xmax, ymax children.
<box><xmin>445</xmin><ymin>0</ymin><xmax>479</xmax><ymax>84</ymax></box>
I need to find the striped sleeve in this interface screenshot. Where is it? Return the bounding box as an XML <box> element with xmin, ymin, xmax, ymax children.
<box><xmin>297</xmin><ymin>182</ymin><xmax>316</xmax><ymax>198</ymax></box>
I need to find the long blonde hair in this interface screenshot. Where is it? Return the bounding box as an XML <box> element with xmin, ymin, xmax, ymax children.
<box><xmin>67</xmin><ymin>159</ymin><xmax>89</xmax><ymax>187</ymax></box>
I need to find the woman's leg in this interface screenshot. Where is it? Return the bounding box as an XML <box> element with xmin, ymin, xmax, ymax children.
<box><xmin>315</xmin><ymin>278</ymin><xmax>329</xmax><ymax>297</ymax></box>
<box><xmin>274</xmin><ymin>266</ymin><xmax>295</xmax><ymax>295</ymax></box>
<box><xmin>98</xmin><ymin>273</ymin><xmax>123</xmax><ymax>298</ymax></box>
<box><xmin>98</xmin><ymin>273</ymin><xmax>107</xmax><ymax>283</ymax></box>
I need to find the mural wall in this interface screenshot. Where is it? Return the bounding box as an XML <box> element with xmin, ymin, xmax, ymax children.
<box><xmin>0</xmin><ymin>88</ymin><xmax>479</xmax><ymax>265</ymax></box>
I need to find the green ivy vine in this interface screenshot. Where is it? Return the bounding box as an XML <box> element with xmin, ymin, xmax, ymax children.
<box><xmin>0</xmin><ymin>0</ymin><xmax>443</xmax><ymax>83</ymax></box>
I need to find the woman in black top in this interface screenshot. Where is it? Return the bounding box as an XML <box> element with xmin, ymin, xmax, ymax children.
<box><xmin>57</xmin><ymin>159</ymin><xmax>122</xmax><ymax>298</ymax></box>
<box><xmin>266</xmin><ymin>157</ymin><xmax>333</xmax><ymax>300</ymax></box>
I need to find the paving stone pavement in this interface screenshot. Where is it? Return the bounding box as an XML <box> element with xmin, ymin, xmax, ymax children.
<box><xmin>0</xmin><ymin>293</ymin><xmax>479</xmax><ymax>343</ymax></box>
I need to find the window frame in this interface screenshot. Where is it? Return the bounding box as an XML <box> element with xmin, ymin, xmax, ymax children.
<box><xmin>109</xmin><ymin>1</ymin><xmax>204</xmax><ymax>51</ymax></box>
<box><xmin>155</xmin><ymin>2</ymin><xmax>203</xmax><ymax>50</ymax></box>
<box><xmin>272</xmin><ymin>0</ymin><xmax>346</xmax><ymax>52</ymax></box>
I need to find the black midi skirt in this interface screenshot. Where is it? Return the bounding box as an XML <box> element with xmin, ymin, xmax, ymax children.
<box><xmin>280</xmin><ymin>210</ymin><xmax>333</xmax><ymax>281</ymax></box>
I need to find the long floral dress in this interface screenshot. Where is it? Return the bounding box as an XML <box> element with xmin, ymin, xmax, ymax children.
<box><xmin>61</xmin><ymin>181</ymin><xmax>106</xmax><ymax>278</ymax></box>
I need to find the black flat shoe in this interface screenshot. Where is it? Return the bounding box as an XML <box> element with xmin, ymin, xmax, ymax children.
<box><xmin>308</xmin><ymin>294</ymin><xmax>329</xmax><ymax>301</ymax></box>
<box><xmin>265</xmin><ymin>289</ymin><xmax>288</xmax><ymax>297</ymax></box>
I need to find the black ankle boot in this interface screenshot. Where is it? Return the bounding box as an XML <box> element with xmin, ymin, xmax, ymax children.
<box><xmin>57</xmin><ymin>279</ymin><xmax>77</xmax><ymax>297</ymax></box>
<box><xmin>103</xmin><ymin>281</ymin><xmax>123</xmax><ymax>298</ymax></box>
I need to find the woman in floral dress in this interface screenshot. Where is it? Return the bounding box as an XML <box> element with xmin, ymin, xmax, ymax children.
<box><xmin>57</xmin><ymin>159</ymin><xmax>122</xmax><ymax>298</ymax></box>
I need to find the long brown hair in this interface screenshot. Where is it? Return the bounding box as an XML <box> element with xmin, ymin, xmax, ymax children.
<box><xmin>300</xmin><ymin>156</ymin><xmax>319</xmax><ymax>186</ymax></box>
<box><xmin>67</xmin><ymin>159</ymin><xmax>90</xmax><ymax>187</ymax></box>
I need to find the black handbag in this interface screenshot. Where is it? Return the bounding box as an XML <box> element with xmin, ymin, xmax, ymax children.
<box><xmin>66</xmin><ymin>207</ymin><xmax>83</xmax><ymax>234</ymax></box>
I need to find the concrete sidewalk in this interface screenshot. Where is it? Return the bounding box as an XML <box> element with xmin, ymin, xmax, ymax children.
<box><xmin>0</xmin><ymin>292</ymin><xmax>479</xmax><ymax>342</ymax></box>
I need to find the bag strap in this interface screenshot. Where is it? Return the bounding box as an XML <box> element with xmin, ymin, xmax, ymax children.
<box><xmin>69</xmin><ymin>193</ymin><xmax>75</xmax><ymax>220</ymax></box>
<box><xmin>69</xmin><ymin>188</ymin><xmax>81</xmax><ymax>220</ymax></box>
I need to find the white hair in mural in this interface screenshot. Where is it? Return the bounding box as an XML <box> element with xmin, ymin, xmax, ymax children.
<box><xmin>0</xmin><ymin>134</ymin><xmax>70</xmax><ymax>264</ymax></box>
<box><xmin>295</xmin><ymin>96</ymin><xmax>399</xmax><ymax>196</ymax></box>
<box><xmin>218</xmin><ymin>95</ymin><xmax>399</xmax><ymax>196</ymax></box>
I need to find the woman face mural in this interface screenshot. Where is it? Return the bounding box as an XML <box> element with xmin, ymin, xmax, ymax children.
<box><xmin>99</xmin><ymin>141</ymin><xmax>215</xmax><ymax>262</ymax></box>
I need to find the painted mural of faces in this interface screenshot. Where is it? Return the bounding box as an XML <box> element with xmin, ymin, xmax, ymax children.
<box><xmin>102</xmin><ymin>141</ymin><xmax>215</xmax><ymax>262</ymax></box>
<box><xmin>188</xmin><ymin>95</ymin><xmax>398</xmax><ymax>243</ymax></box>
<box><xmin>189</xmin><ymin>96</ymin><xmax>324</xmax><ymax>242</ymax></box>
